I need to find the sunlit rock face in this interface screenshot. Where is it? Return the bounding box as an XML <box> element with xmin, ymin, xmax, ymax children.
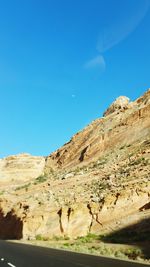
<box><xmin>103</xmin><ymin>96</ymin><xmax>130</xmax><ymax>117</ymax></box>
<box><xmin>45</xmin><ymin>89</ymin><xmax>150</xmax><ymax>170</ymax></box>
<box><xmin>0</xmin><ymin>153</ymin><xmax>45</xmax><ymax>182</ymax></box>
<box><xmin>0</xmin><ymin>89</ymin><xmax>149</xmax><ymax>240</ymax></box>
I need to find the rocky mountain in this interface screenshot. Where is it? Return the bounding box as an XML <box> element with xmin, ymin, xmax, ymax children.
<box><xmin>0</xmin><ymin>89</ymin><xmax>149</xmax><ymax>240</ymax></box>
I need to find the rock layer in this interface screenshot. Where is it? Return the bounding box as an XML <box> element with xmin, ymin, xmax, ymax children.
<box><xmin>0</xmin><ymin>154</ymin><xmax>45</xmax><ymax>182</ymax></box>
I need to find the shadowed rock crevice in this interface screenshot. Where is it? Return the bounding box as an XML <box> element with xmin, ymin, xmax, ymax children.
<box><xmin>79</xmin><ymin>146</ymin><xmax>88</xmax><ymax>162</ymax></box>
<box><xmin>0</xmin><ymin>209</ymin><xmax>23</xmax><ymax>239</ymax></box>
<box><xmin>87</xmin><ymin>204</ymin><xmax>103</xmax><ymax>232</ymax></box>
<box><xmin>57</xmin><ymin>208</ymin><xmax>64</xmax><ymax>233</ymax></box>
<box><xmin>139</xmin><ymin>202</ymin><xmax>150</xmax><ymax>211</ymax></box>
<box><xmin>67</xmin><ymin>207</ymin><xmax>73</xmax><ymax>223</ymax></box>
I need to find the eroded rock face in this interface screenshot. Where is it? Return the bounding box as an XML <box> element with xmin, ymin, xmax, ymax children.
<box><xmin>0</xmin><ymin>89</ymin><xmax>150</xmax><ymax>240</ymax></box>
<box><xmin>3</xmin><ymin>183</ymin><xmax>149</xmax><ymax>240</ymax></box>
<box><xmin>0</xmin><ymin>153</ymin><xmax>45</xmax><ymax>182</ymax></box>
<box><xmin>45</xmin><ymin>89</ymin><xmax>150</xmax><ymax>170</ymax></box>
<box><xmin>103</xmin><ymin>96</ymin><xmax>130</xmax><ymax>117</ymax></box>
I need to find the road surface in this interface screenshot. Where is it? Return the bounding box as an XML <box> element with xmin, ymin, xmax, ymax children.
<box><xmin>0</xmin><ymin>241</ymin><xmax>149</xmax><ymax>267</ymax></box>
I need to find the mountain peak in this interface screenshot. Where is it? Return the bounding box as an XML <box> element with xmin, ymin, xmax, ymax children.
<box><xmin>103</xmin><ymin>96</ymin><xmax>130</xmax><ymax>117</ymax></box>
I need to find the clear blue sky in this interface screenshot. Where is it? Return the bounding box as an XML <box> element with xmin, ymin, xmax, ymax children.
<box><xmin>0</xmin><ymin>0</ymin><xmax>150</xmax><ymax>158</ymax></box>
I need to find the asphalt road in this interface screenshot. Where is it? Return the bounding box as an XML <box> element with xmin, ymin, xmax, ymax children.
<box><xmin>0</xmin><ymin>241</ymin><xmax>149</xmax><ymax>267</ymax></box>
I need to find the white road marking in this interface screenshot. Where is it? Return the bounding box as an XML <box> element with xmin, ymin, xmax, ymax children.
<box><xmin>1</xmin><ymin>258</ymin><xmax>4</xmax><ymax>261</ymax></box>
<box><xmin>7</xmin><ymin>263</ymin><xmax>16</xmax><ymax>267</ymax></box>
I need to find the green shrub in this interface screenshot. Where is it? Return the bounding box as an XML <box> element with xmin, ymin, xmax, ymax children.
<box><xmin>34</xmin><ymin>175</ymin><xmax>47</xmax><ymax>184</ymax></box>
<box><xmin>35</xmin><ymin>234</ymin><xmax>42</xmax><ymax>240</ymax></box>
<box><xmin>35</xmin><ymin>234</ymin><xmax>49</xmax><ymax>241</ymax></box>
<box><xmin>76</xmin><ymin>233</ymin><xmax>100</xmax><ymax>243</ymax></box>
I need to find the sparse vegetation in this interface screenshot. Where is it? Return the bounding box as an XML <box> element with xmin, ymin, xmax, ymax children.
<box><xmin>35</xmin><ymin>234</ymin><xmax>49</xmax><ymax>241</ymax></box>
<box><xmin>128</xmin><ymin>157</ymin><xmax>149</xmax><ymax>166</ymax></box>
<box><xmin>34</xmin><ymin>175</ymin><xmax>47</xmax><ymax>184</ymax></box>
<box><xmin>15</xmin><ymin>183</ymin><xmax>31</xmax><ymax>191</ymax></box>
<box><xmin>28</xmin><ymin>233</ymin><xmax>146</xmax><ymax>263</ymax></box>
<box><xmin>90</xmin><ymin>179</ymin><xmax>110</xmax><ymax>199</ymax></box>
<box><xmin>76</xmin><ymin>233</ymin><xmax>100</xmax><ymax>243</ymax></box>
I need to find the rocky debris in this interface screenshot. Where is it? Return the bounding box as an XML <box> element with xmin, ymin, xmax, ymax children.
<box><xmin>0</xmin><ymin>181</ymin><xmax>149</xmax><ymax>239</ymax></box>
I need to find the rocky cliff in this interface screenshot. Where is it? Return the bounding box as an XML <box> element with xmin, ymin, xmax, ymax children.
<box><xmin>46</xmin><ymin>89</ymin><xmax>150</xmax><ymax>170</ymax></box>
<box><xmin>0</xmin><ymin>89</ymin><xmax>149</xmax><ymax>240</ymax></box>
<box><xmin>0</xmin><ymin>154</ymin><xmax>45</xmax><ymax>183</ymax></box>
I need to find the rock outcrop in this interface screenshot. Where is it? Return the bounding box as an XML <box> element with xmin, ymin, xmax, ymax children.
<box><xmin>103</xmin><ymin>96</ymin><xmax>130</xmax><ymax>117</ymax></box>
<box><xmin>0</xmin><ymin>89</ymin><xmax>149</xmax><ymax>240</ymax></box>
<box><xmin>45</xmin><ymin>89</ymin><xmax>150</xmax><ymax>170</ymax></box>
<box><xmin>0</xmin><ymin>154</ymin><xmax>45</xmax><ymax>182</ymax></box>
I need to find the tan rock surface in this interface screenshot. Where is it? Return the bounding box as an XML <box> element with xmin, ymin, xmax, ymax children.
<box><xmin>103</xmin><ymin>96</ymin><xmax>130</xmax><ymax>117</ymax></box>
<box><xmin>0</xmin><ymin>153</ymin><xmax>45</xmax><ymax>183</ymax></box>
<box><xmin>0</xmin><ymin>89</ymin><xmax>149</xmax><ymax>240</ymax></box>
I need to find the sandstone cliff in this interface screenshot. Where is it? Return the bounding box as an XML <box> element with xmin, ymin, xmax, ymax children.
<box><xmin>0</xmin><ymin>154</ymin><xmax>45</xmax><ymax>183</ymax></box>
<box><xmin>46</xmin><ymin>89</ymin><xmax>150</xmax><ymax>170</ymax></box>
<box><xmin>0</xmin><ymin>89</ymin><xmax>149</xmax><ymax>240</ymax></box>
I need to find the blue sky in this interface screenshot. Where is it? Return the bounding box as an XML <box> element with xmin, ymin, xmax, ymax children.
<box><xmin>0</xmin><ymin>0</ymin><xmax>150</xmax><ymax>158</ymax></box>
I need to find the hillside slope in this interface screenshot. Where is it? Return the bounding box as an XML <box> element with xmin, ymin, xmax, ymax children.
<box><xmin>0</xmin><ymin>89</ymin><xmax>149</xmax><ymax>240</ymax></box>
